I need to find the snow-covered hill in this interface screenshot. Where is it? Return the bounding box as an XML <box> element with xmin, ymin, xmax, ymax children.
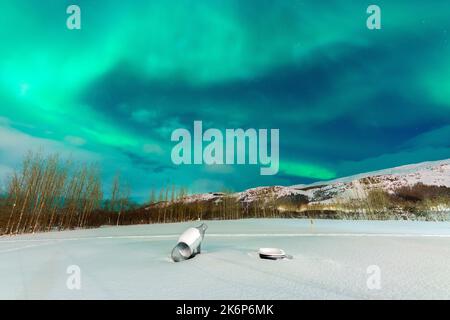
<box><xmin>164</xmin><ymin>159</ymin><xmax>450</xmax><ymax>207</ymax></box>
<box><xmin>292</xmin><ymin>158</ymin><xmax>450</xmax><ymax>204</ymax></box>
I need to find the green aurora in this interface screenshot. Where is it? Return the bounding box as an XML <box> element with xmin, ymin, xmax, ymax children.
<box><xmin>0</xmin><ymin>0</ymin><xmax>449</xmax><ymax>200</ymax></box>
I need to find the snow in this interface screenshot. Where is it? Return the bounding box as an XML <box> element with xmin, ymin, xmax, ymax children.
<box><xmin>294</xmin><ymin>158</ymin><xmax>450</xmax><ymax>187</ymax></box>
<box><xmin>1</xmin><ymin>219</ymin><xmax>450</xmax><ymax>299</ymax></box>
<box><xmin>289</xmin><ymin>158</ymin><xmax>450</xmax><ymax>204</ymax></box>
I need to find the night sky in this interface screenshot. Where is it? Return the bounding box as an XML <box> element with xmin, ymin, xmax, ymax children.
<box><xmin>1</xmin><ymin>1</ymin><xmax>449</xmax><ymax>201</ymax></box>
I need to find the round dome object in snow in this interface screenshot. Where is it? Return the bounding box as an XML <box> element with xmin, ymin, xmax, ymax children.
<box><xmin>258</xmin><ymin>248</ymin><xmax>290</xmax><ymax>260</ymax></box>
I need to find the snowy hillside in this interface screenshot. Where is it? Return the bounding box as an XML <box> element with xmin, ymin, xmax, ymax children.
<box><xmin>167</xmin><ymin>159</ymin><xmax>450</xmax><ymax>207</ymax></box>
<box><xmin>292</xmin><ymin>158</ymin><xmax>450</xmax><ymax>204</ymax></box>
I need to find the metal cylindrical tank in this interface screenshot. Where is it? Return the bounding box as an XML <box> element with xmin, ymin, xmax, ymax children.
<box><xmin>171</xmin><ymin>223</ymin><xmax>207</xmax><ymax>262</ymax></box>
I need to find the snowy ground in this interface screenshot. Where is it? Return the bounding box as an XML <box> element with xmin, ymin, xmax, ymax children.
<box><xmin>0</xmin><ymin>219</ymin><xmax>449</xmax><ymax>300</ymax></box>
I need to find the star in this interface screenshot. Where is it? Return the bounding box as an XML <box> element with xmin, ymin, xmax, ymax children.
<box><xmin>20</xmin><ymin>83</ymin><xmax>29</xmax><ymax>96</ymax></box>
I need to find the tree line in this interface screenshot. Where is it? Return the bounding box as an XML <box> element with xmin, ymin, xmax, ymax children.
<box><xmin>2</xmin><ymin>151</ymin><xmax>449</xmax><ymax>236</ymax></box>
<box><xmin>0</xmin><ymin>151</ymin><xmax>294</xmax><ymax>235</ymax></box>
<box><xmin>0</xmin><ymin>151</ymin><xmax>132</xmax><ymax>235</ymax></box>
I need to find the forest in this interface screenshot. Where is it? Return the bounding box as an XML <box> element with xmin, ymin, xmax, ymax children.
<box><xmin>1</xmin><ymin>151</ymin><xmax>449</xmax><ymax>236</ymax></box>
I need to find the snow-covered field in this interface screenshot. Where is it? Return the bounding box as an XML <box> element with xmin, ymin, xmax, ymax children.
<box><xmin>1</xmin><ymin>219</ymin><xmax>449</xmax><ymax>300</ymax></box>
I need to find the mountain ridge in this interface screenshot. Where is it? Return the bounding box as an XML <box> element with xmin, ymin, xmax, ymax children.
<box><xmin>168</xmin><ymin>158</ymin><xmax>450</xmax><ymax>206</ymax></box>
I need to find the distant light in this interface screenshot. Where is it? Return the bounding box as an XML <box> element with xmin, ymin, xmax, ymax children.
<box><xmin>20</xmin><ymin>83</ymin><xmax>30</xmax><ymax>96</ymax></box>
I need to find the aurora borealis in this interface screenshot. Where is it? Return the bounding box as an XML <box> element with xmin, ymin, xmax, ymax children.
<box><xmin>0</xmin><ymin>1</ymin><xmax>449</xmax><ymax>200</ymax></box>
